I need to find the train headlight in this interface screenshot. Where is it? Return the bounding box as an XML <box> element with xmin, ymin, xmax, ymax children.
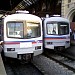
<box><xmin>7</xmin><ymin>48</ymin><xmax>15</xmax><ymax>51</ymax></box>
<box><xmin>35</xmin><ymin>46</ymin><xmax>41</xmax><ymax>50</ymax></box>
<box><xmin>66</xmin><ymin>41</ymin><xmax>69</xmax><ymax>43</ymax></box>
<box><xmin>47</xmin><ymin>42</ymin><xmax>53</xmax><ymax>45</ymax></box>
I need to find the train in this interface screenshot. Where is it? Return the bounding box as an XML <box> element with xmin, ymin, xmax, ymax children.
<box><xmin>0</xmin><ymin>10</ymin><xmax>43</xmax><ymax>61</ymax></box>
<box><xmin>42</xmin><ymin>15</ymin><xmax>70</xmax><ymax>51</ymax></box>
<box><xmin>0</xmin><ymin>11</ymin><xmax>70</xmax><ymax>61</ymax></box>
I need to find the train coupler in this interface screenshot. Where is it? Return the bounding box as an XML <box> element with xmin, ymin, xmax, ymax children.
<box><xmin>18</xmin><ymin>53</ymin><xmax>33</xmax><ymax>62</ymax></box>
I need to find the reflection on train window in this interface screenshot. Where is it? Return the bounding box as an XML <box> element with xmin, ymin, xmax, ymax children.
<box><xmin>25</xmin><ymin>22</ymin><xmax>41</xmax><ymax>38</ymax></box>
<box><xmin>46</xmin><ymin>22</ymin><xmax>69</xmax><ymax>35</ymax></box>
<box><xmin>7</xmin><ymin>22</ymin><xmax>23</xmax><ymax>38</ymax></box>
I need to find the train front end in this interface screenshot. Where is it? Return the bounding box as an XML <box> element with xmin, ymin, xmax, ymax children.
<box><xmin>3</xmin><ymin>13</ymin><xmax>43</xmax><ymax>61</ymax></box>
<box><xmin>43</xmin><ymin>17</ymin><xmax>70</xmax><ymax>51</ymax></box>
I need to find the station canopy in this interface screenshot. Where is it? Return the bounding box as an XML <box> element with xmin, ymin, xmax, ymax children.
<box><xmin>0</xmin><ymin>0</ymin><xmax>38</xmax><ymax>14</ymax></box>
<box><xmin>0</xmin><ymin>0</ymin><xmax>61</xmax><ymax>17</ymax></box>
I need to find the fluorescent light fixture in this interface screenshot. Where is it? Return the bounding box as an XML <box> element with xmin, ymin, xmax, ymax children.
<box><xmin>16</xmin><ymin>10</ymin><xmax>29</xmax><ymax>14</ymax></box>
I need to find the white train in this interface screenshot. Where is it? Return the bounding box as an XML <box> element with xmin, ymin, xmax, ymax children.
<box><xmin>0</xmin><ymin>11</ymin><xmax>43</xmax><ymax>61</ymax></box>
<box><xmin>43</xmin><ymin>16</ymin><xmax>70</xmax><ymax>51</ymax></box>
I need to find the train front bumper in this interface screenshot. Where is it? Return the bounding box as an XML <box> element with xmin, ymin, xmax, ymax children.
<box><xmin>4</xmin><ymin>46</ymin><xmax>43</xmax><ymax>58</ymax></box>
<box><xmin>45</xmin><ymin>41</ymin><xmax>70</xmax><ymax>49</ymax></box>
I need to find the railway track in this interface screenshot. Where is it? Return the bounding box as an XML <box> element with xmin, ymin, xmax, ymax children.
<box><xmin>2</xmin><ymin>49</ymin><xmax>75</xmax><ymax>75</ymax></box>
<box><xmin>43</xmin><ymin>49</ymin><xmax>75</xmax><ymax>73</ymax></box>
<box><xmin>3</xmin><ymin>58</ymin><xmax>44</xmax><ymax>75</ymax></box>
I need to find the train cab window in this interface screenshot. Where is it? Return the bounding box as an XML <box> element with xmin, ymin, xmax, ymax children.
<box><xmin>47</xmin><ymin>23</ymin><xmax>58</xmax><ymax>35</ymax></box>
<box><xmin>7</xmin><ymin>22</ymin><xmax>23</xmax><ymax>38</ymax></box>
<box><xmin>24</xmin><ymin>22</ymin><xmax>41</xmax><ymax>38</ymax></box>
<box><xmin>58</xmin><ymin>22</ymin><xmax>69</xmax><ymax>35</ymax></box>
<box><xmin>46</xmin><ymin>22</ymin><xmax>69</xmax><ymax>35</ymax></box>
<box><xmin>7</xmin><ymin>22</ymin><xmax>41</xmax><ymax>39</ymax></box>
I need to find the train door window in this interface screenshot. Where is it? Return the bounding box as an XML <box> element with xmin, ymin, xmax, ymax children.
<box><xmin>24</xmin><ymin>22</ymin><xmax>41</xmax><ymax>38</ymax></box>
<box><xmin>46</xmin><ymin>23</ymin><xmax>58</xmax><ymax>35</ymax></box>
<box><xmin>7</xmin><ymin>22</ymin><xmax>23</xmax><ymax>38</ymax></box>
<box><xmin>58</xmin><ymin>22</ymin><xmax>69</xmax><ymax>35</ymax></box>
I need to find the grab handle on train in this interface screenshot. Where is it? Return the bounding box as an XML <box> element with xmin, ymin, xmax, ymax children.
<box><xmin>0</xmin><ymin>41</ymin><xmax>3</xmax><ymax>53</ymax></box>
<box><xmin>0</xmin><ymin>41</ymin><xmax>3</xmax><ymax>45</ymax></box>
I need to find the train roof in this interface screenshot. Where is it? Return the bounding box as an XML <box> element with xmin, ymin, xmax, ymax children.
<box><xmin>44</xmin><ymin>17</ymin><xmax>69</xmax><ymax>23</ymax></box>
<box><xmin>4</xmin><ymin>13</ymin><xmax>41</xmax><ymax>22</ymax></box>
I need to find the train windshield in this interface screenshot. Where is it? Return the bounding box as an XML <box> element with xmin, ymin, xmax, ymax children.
<box><xmin>47</xmin><ymin>22</ymin><xmax>69</xmax><ymax>35</ymax></box>
<box><xmin>7</xmin><ymin>22</ymin><xmax>41</xmax><ymax>38</ymax></box>
<box><xmin>7</xmin><ymin>22</ymin><xmax>23</xmax><ymax>38</ymax></box>
<box><xmin>25</xmin><ymin>22</ymin><xmax>41</xmax><ymax>38</ymax></box>
<box><xmin>58</xmin><ymin>22</ymin><xmax>69</xmax><ymax>35</ymax></box>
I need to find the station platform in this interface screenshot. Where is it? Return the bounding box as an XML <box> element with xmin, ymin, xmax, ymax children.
<box><xmin>0</xmin><ymin>54</ymin><xmax>7</xmax><ymax>75</ymax></box>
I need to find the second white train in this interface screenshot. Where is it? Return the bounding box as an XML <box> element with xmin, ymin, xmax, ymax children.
<box><xmin>43</xmin><ymin>16</ymin><xmax>70</xmax><ymax>50</ymax></box>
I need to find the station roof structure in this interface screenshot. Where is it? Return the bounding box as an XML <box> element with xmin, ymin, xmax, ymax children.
<box><xmin>0</xmin><ymin>0</ymin><xmax>20</xmax><ymax>12</ymax></box>
<box><xmin>0</xmin><ymin>0</ymin><xmax>39</xmax><ymax>14</ymax></box>
<box><xmin>0</xmin><ymin>0</ymin><xmax>61</xmax><ymax>17</ymax></box>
